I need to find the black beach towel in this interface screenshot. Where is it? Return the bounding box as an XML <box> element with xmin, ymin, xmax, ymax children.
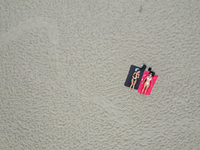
<box><xmin>124</xmin><ymin>65</ymin><xmax>146</xmax><ymax>89</ymax></box>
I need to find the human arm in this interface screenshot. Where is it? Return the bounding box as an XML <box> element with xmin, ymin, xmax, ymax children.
<box><xmin>142</xmin><ymin>76</ymin><xmax>147</xmax><ymax>84</ymax></box>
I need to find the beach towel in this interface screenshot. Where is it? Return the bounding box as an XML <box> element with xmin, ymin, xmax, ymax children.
<box><xmin>137</xmin><ymin>70</ymin><xmax>158</xmax><ymax>95</ymax></box>
<box><xmin>124</xmin><ymin>65</ymin><xmax>146</xmax><ymax>90</ymax></box>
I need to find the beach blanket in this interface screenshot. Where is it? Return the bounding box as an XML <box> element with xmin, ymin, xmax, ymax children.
<box><xmin>124</xmin><ymin>65</ymin><xmax>146</xmax><ymax>90</ymax></box>
<box><xmin>137</xmin><ymin>70</ymin><xmax>158</xmax><ymax>95</ymax></box>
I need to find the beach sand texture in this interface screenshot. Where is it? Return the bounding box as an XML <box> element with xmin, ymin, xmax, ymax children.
<box><xmin>0</xmin><ymin>0</ymin><xmax>200</xmax><ymax>149</ymax></box>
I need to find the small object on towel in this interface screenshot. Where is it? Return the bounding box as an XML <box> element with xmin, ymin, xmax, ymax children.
<box><xmin>148</xmin><ymin>67</ymin><xmax>152</xmax><ymax>72</ymax></box>
<box><xmin>135</xmin><ymin>68</ymin><xmax>139</xmax><ymax>72</ymax></box>
<box><xmin>141</xmin><ymin>64</ymin><xmax>147</xmax><ymax>71</ymax></box>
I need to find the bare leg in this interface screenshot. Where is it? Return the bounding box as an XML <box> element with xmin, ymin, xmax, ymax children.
<box><xmin>133</xmin><ymin>80</ymin><xmax>137</xmax><ymax>89</ymax></box>
<box><xmin>129</xmin><ymin>85</ymin><xmax>133</xmax><ymax>91</ymax></box>
<box><xmin>129</xmin><ymin>79</ymin><xmax>134</xmax><ymax>91</ymax></box>
<box><xmin>144</xmin><ymin>85</ymin><xmax>150</xmax><ymax>95</ymax></box>
<box><xmin>141</xmin><ymin>84</ymin><xmax>147</xmax><ymax>94</ymax></box>
<box><xmin>131</xmin><ymin>80</ymin><xmax>137</xmax><ymax>91</ymax></box>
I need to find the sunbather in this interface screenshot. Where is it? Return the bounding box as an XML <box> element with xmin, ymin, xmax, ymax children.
<box><xmin>129</xmin><ymin>69</ymin><xmax>140</xmax><ymax>91</ymax></box>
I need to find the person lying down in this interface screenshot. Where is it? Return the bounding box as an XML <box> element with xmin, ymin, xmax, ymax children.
<box><xmin>129</xmin><ymin>68</ymin><xmax>140</xmax><ymax>92</ymax></box>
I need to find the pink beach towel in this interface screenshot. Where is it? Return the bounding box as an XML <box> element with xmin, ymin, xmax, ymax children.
<box><xmin>138</xmin><ymin>70</ymin><xmax>158</xmax><ymax>95</ymax></box>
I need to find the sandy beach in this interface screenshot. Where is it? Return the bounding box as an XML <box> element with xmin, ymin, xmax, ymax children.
<box><xmin>0</xmin><ymin>0</ymin><xmax>200</xmax><ymax>149</ymax></box>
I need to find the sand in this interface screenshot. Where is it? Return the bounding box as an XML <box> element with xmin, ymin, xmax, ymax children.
<box><xmin>0</xmin><ymin>0</ymin><xmax>200</xmax><ymax>149</ymax></box>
